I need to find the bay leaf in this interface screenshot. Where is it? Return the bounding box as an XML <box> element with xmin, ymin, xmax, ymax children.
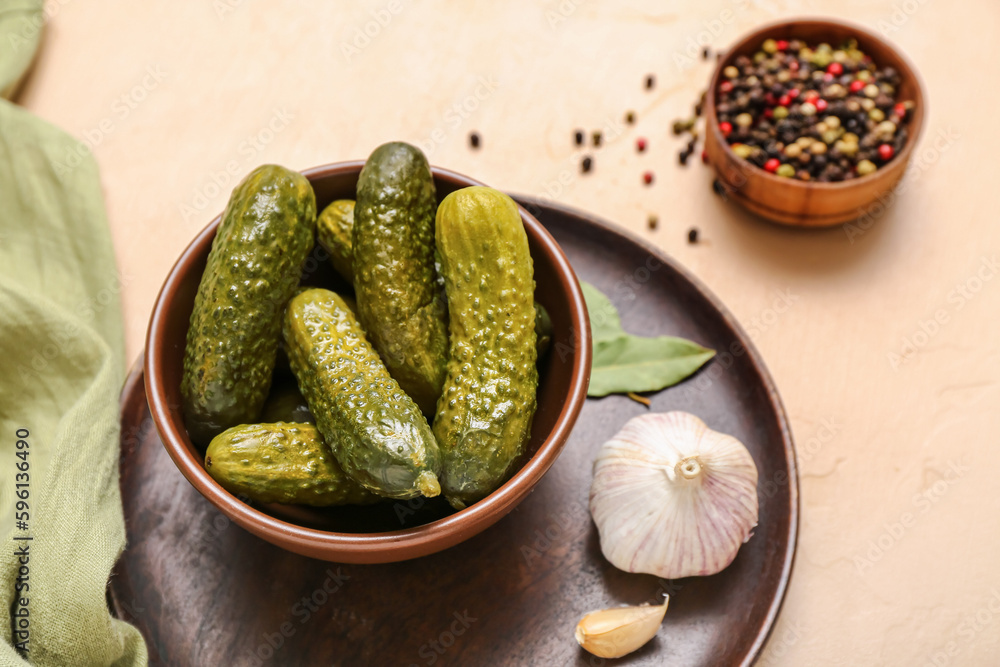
<box><xmin>580</xmin><ymin>281</ymin><xmax>715</xmax><ymax>397</ymax></box>
<box><xmin>580</xmin><ymin>281</ymin><xmax>624</xmax><ymax>343</ymax></box>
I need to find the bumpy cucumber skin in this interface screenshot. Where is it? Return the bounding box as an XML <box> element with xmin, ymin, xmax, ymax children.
<box><xmin>316</xmin><ymin>199</ymin><xmax>355</xmax><ymax>283</ymax></box>
<box><xmin>314</xmin><ymin>197</ymin><xmax>554</xmax><ymax>361</ymax></box>
<box><xmin>283</xmin><ymin>288</ymin><xmax>442</xmax><ymax>499</ymax></box>
<box><xmin>352</xmin><ymin>142</ymin><xmax>449</xmax><ymax>416</ymax></box>
<box><xmin>261</xmin><ymin>382</ymin><xmax>315</xmax><ymax>424</ymax></box>
<box><xmin>181</xmin><ymin>165</ymin><xmax>316</xmax><ymax>445</ymax></box>
<box><xmin>433</xmin><ymin>186</ymin><xmax>538</xmax><ymax>509</ymax></box>
<box><xmin>204</xmin><ymin>423</ymin><xmax>379</xmax><ymax>506</ymax></box>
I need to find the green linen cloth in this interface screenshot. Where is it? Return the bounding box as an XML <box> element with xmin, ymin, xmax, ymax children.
<box><xmin>0</xmin><ymin>5</ymin><xmax>147</xmax><ymax>664</ymax></box>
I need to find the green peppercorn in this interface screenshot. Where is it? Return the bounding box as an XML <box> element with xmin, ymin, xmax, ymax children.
<box><xmin>856</xmin><ymin>159</ymin><xmax>877</xmax><ymax>176</ymax></box>
<box><xmin>776</xmin><ymin>163</ymin><xmax>795</xmax><ymax>177</ymax></box>
<box><xmin>773</xmin><ymin>105</ymin><xmax>789</xmax><ymax>120</ymax></box>
<box><xmin>869</xmin><ymin>108</ymin><xmax>885</xmax><ymax>122</ymax></box>
<box><xmin>762</xmin><ymin>38</ymin><xmax>778</xmax><ymax>54</ymax></box>
<box><xmin>732</xmin><ymin>143</ymin><xmax>754</xmax><ymax>159</ymax></box>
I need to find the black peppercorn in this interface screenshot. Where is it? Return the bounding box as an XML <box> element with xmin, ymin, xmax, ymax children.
<box><xmin>574</xmin><ymin>129</ymin><xmax>584</xmax><ymax>146</ymax></box>
<box><xmin>688</xmin><ymin>227</ymin><xmax>699</xmax><ymax>244</ymax></box>
<box><xmin>469</xmin><ymin>132</ymin><xmax>480</xmax><ymax>149</ymax></box>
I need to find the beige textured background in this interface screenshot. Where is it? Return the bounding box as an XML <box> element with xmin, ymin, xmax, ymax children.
<box><xmin>17</xmin><ymin>0</ymin><xmax>1000</xmax><ymax>664</ymax></box>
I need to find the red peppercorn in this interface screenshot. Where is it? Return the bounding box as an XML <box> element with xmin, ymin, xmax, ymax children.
<box><xmin>701</xmin><ymin>150</ymin><xmax>708</xmax><ymax>164</ymax></box>
<box><xmin>827</xmin><ymin>62</ymin><xmax>844</xmax><ymax>76</ymax></box>
<box><xmin>720</xmin><ymin>80</ymin><xmax>733</xmax><ymax>93</ymax></box>
<box><xmin>788</xmin><ymin>88</ymin><xmax>800</xmax><ymax>99</ymax></box>
<box><xmin>636</xmin><ymin>137</ymin><xmax>647</xmax><ymax>152</ymax></box>
<box><xmin>894</xmin><ymin>102</ymin><xmax>907</xmax><ymax>119</ymax></box>
<box><xmin>776</xmin><ymin>39</ymin><xmax>789</xmax><ymax>51</ymax></box>
<box><xmin>764</xmin><ymin>107</ymin><xmax>774</xmax><ymax>119</ymax></box>
<box><xmin>804</xmin><ymin>90</ymin><xmax>820</xmax><ymax>102</ymax></box>
<box><xmin>815</xmin><ymin>98</ymin><xmax>828</xmax><ymax>113</ymax></box>
<box><xmin>719</xmin><ymin>121</ymin><xmax>732</xmax><ymax>137</ymax></box>
<box><xmin>849</xmin><ymin>80</ymin><xmax>865</xmax><ymax>93</ymax></box>
<box><xmin>765</xmin><ymin>92</ymin><xmax>777</xmax><ymax>106</ymax></box>
<box><xmin>878</xmin><ymin>144</ymin><xmax>895</xmax><ymax>161</ymax></box>
<box><xmin>789</xmin><ymin>60</ymin><xmax>800</xmax><ymax>71</ymax></box>
<box><xmin>778</xmin><ymin>94</ymin><xmax>791</xmax><ymax>107</ymax></box>
<box><xmin>643</xmin><ymin>171</ymin><xmax>654</xmax><ymax>185</ymax></box>
<box><xmin>764</xmin><ymin>158</ymin><xmax>780</xmax><ymax>173</ymax></box>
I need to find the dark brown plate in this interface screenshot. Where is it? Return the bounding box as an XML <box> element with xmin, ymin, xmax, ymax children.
<box><xmin>111</xmin><ymin>197</ymin><xmax>798</xmax><ymax>667</ymax></box>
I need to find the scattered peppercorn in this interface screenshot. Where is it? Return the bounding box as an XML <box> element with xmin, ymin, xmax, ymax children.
<box><xmin>712</xmin><ymin>179</ymin><xmax>726</xmax><ymax>196</ymax></box>
<box><xmin>592</xmin><ymin>131</ymin><xmax>602</xmax><ymax>147</ymax></box>
<box><xmin>574</xmin><ymin>129</ymin><xmax>584</xmax><ymax>146</ymax></box>
<box><xmin>713</xmin><ymin>36</ymin><xmax>915</xmax><ymax>182</ymax></box>
<box><xmin>702</xmin><ymin>47</ymin><xmax>710</xmax><ymax>60</ymax></box>
<box><xmin>625</xmin><ymin>111</ymin><xmax>636</xmax><ymax>124</ymax></box>
<box><xmin>645</xmin><ymin>74</ymin><xmax>655</xmax><ymax>90</ymax></box>
<box><xmin>469</xmin><ymin>132</ymin><xmax>480</xmax><ymax>149</ymax></box>
<box><xmin>581</xmin><ymin>156</ymin><xmax>593</xmax><ymax>173</ymax></box>
<box><xmin>687</xmin><ymin>227</ymin><xmax>699</xmax><ymax>244</ymax></box>
<box><xmin>643</xmin><ymin>171</ymin><xmax>654</xmax><ymax>185</ymax></box>
<box><xmin>648</xmin><ymin>215</ymin><xmax>659</xmax><ymax>230</ymax></box>
<box><xmin>679</xmin><ymin>149</ymin><xmax>690</xmax><ymax>165</ymax></box>
<box><xmin>701</xmin><ymin>149</ymin><xmax>708</xmax><ymax>164</ymax></box>
<box><xmin>636</xmin><ymin>137</ymin><xmax>647</xmax><ymax>152</ymax></box>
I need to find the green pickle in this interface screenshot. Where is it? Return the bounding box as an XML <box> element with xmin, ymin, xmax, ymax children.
<box><xmin>205</xmin><ymin>423</ymin><xmax>379</xmax><ymax>506</ymax></box>
<box><xmin>433</xmin><ymin>186</ymin><xmax>539</xmax><ymax>509</ymax></box>
<box><xmin>352</xmin><ymin>142</ymin><xmax>449</xmax><ymax>415</ymax></box>
<box><xmin>180</xmin><ymin>164</ymin><xmax>316</xmax><ymax>445</ymax></box>
<box><xmin>283</xmin><ymin>288</ymin><xmax>442</xmax><ymax>500</ymax></box>
<box><xmin>316</xmin><ymin>199</ymin><xmax>355</xmax><ymax>283</ymax></box>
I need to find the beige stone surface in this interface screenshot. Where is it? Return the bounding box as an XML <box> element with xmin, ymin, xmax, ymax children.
<box><xmin>16</xmin><ymin>0</ymin><xmax>1000</xmax><ymax>663</ymax></box>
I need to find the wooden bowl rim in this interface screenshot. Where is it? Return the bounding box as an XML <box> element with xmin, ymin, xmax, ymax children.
<box><xmin>705</xmin><ymin>16</ymin><xmax>927</xmax><ymax>190</ymax></box>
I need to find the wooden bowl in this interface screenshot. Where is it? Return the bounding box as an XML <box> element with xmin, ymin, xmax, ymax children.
<box><xmin>144</xmin><ymin>161</ymin><xmax>591</xmax><ymax>563</ymax></box>
<box><xmin>704</xmin><ymin>18</ymin><xmax>926</xmax><ymax>226</ymax></box>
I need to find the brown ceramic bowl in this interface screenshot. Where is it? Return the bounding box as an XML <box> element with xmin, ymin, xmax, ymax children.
<box><xmin>144</xmin><ymin>161</ymin><xmax>591</xmax><ymax>564</ymax></box>
<box><xmin>705</xmin><ymin>18</ymin><xmax>926</xmax><ymax>226</ymax></box>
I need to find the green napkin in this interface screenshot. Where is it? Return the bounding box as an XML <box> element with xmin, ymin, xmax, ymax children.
<box><xmin>0</xmin><ymin>9</ymin><xmax>147</xmax><ymax>665</ymax></box>
<box><xmin>0</xmin><ymin>0</ymin><xmax>43</xmax><ymax>99</ymax></box>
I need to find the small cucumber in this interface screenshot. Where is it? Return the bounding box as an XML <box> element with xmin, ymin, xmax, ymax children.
<box><xmin>316</xmin><ymin>199</ymin><xmax>355</xmax><ymax>283</ymax></box>
<box><xmin>181</xmin><ymin>165</ymin><xmax>316</xmax><ymax>445</ymax></box>
<box><xmin>283</xmin><ymin>288</ymin><xmax>442</xmax><ymax>500</ymax></box>
<box><xmin>205</xmin><ymin>423</ymin><xmax>379</xmax><ymax>506</ymax></box>
<box><xmin>353</xmin><ymin>142</ymin><xmax>449</xmax><ymax>415</ymax></box>
<box><xmin>433</xmin><ymin>186</ymin><xmax>539</xmax><ymax>509</ymax></box>
<box><xmin>318</xmin><ymin>197</ymin><xmax>552</xmax><ymax>359</ymax></box>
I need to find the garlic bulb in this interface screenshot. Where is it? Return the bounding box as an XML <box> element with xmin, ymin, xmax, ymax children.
<box><xmin>575</xmin><ymin>597</ymin><xmax>669</xmax><ymax>659</ymax></box>
<box><xmin>589</xmin><ymin>411</ymin><xmax>758</xmax><ymax>579</ymax></box>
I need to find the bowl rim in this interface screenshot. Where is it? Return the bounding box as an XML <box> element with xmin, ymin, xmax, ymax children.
<box><xmin>705</xmin><ymin>16</ymin><xmax>927</xmax><ymax>190</ymax></box>
<box><xmin>144</xmin><ymin>161</ymin><xmax>592</xmax><ymax>559</ymax></box>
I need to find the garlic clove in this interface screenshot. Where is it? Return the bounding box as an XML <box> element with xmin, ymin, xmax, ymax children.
<box><xmin>589</xmin><ymin>411</ymin><xmax>759</xmax><ymax>579</ymax></box>
<box><xmin>575</xmin><ymin>596</ymin><xmax>669</xmax><ymax>659</ymax></box>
